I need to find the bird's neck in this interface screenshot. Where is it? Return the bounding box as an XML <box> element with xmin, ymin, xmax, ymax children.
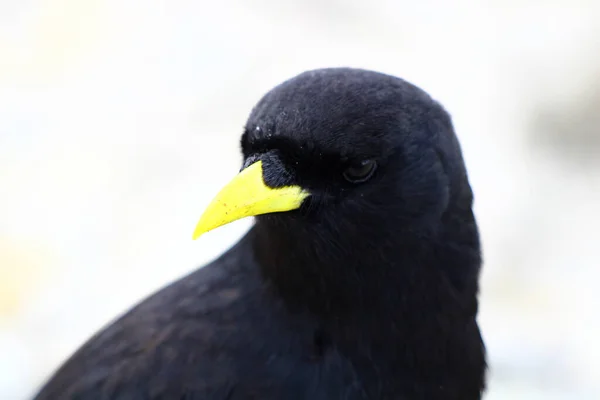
<box><xmin>252</xmin><ymin>213</ymin><xmax>481</xmax><ymax>318</ymax></box>
<box><xmin>251</xmin><ymin>212</ymin><xmax>486</xmax><ymax>398</ymax></box>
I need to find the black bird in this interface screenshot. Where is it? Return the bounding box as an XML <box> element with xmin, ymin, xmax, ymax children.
<box><xmin>33</xmin><ymin>68</ymin><xmax>486</xmax><ymax>400</ymax></box>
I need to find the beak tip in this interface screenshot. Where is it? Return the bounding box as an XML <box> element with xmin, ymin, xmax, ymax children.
<box><xmin>192</xmin><ymin>225</ymin><xmax>205</xmax><ymax>240</ymax></box>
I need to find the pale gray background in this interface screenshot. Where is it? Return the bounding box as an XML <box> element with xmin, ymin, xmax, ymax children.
<box><xmin>1</xmin><ymin>0</ymin><xmax>599</xmax><ymax>398</ymax></box>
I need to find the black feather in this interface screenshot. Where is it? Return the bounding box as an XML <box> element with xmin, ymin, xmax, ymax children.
<box><xmin>33</xmin><ymin>68</ymin><xmax>486</xmax><ymax>400</ymax></box>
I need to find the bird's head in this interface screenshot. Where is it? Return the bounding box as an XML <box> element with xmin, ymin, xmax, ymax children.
<box><xmin>193</xmin><ymin>68</ymin><xmax>476</xmax><ymax>255</ymax></box>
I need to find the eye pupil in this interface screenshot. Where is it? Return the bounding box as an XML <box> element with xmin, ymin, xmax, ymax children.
<box><xmin>343</xmin><ymin>160</ymin><xmax>377</xmax><ymax>183</ymax></box>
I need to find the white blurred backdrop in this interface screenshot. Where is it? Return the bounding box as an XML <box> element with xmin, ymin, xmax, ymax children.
<box><xmin>1</xmin><ymin>0</ymin><xmax>599</xmax><ymax>398</ymax></box>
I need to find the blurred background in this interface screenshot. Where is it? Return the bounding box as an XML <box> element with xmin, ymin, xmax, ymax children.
<box><xmin>1</xmin><ymin>0</ymin><xmax>599</xmax><ymax>398</ymax></box>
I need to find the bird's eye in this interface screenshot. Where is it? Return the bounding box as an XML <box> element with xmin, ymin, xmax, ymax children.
<box><xmin>343</xmin><ymin>160</ymin><xmax>377</xmax><ymax>183</ymax></box>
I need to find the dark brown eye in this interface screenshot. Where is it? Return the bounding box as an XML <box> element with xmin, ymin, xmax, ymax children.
<box><xmin>343</xmin><ymin>160</ymin><xmax>377</xmax><ymax>183</ymax></box>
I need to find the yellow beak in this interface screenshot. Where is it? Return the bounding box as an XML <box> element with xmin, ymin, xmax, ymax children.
<box><xmin>192</xmin><ymin>160</ymin><xmax>310</xmax><ymax>239</ymax></box>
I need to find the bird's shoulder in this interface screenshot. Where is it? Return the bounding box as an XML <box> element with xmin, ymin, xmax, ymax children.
<box><xmin>33</xmin><ymin>234</ymin><xmax>366</xmax><ymax>400</ymax></box>
<box><xmin>33</xmin><ymin>235</ymin><xmax>258</xmax><ymax>398</ymax></box>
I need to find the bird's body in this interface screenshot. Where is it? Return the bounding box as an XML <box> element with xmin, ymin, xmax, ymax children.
<box><xmin>33</xmin><ymin>68</ymin><xmax>486</xmax><ymax>400</ymax></box>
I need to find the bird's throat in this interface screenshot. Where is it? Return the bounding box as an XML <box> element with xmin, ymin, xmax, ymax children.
<box><xmin>251</xmin><ymin>218</ymin><xmax>478</xmax><ymax>320</ymax></box>
<box><xmin>250</xmin><ymin>220</ymin><xmax>486</xmax><ymax>399</ymax></box>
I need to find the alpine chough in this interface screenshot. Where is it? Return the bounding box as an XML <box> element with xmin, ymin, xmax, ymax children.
<box><xmin>33</xmin><ymin>68</ymin><xmax>486</xmax><ymax>400</ymax></box>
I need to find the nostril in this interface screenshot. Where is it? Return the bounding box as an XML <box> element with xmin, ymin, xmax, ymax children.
<box><xmin>261</xmin><ymin>153</ymin><xmax>295</xmax><ymax>188</ymax></box>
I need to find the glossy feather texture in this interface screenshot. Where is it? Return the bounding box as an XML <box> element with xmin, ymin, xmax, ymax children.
<box><xmin>33</xmin><ymin>68</ymin><xmax>486</xmax><ymax>400</ymax></box>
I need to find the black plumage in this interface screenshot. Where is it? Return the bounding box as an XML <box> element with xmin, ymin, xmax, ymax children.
<box><xmin>33</xmin><ymin>68</ymin><xmax>486</xmax><ymax>400</ymax></box>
